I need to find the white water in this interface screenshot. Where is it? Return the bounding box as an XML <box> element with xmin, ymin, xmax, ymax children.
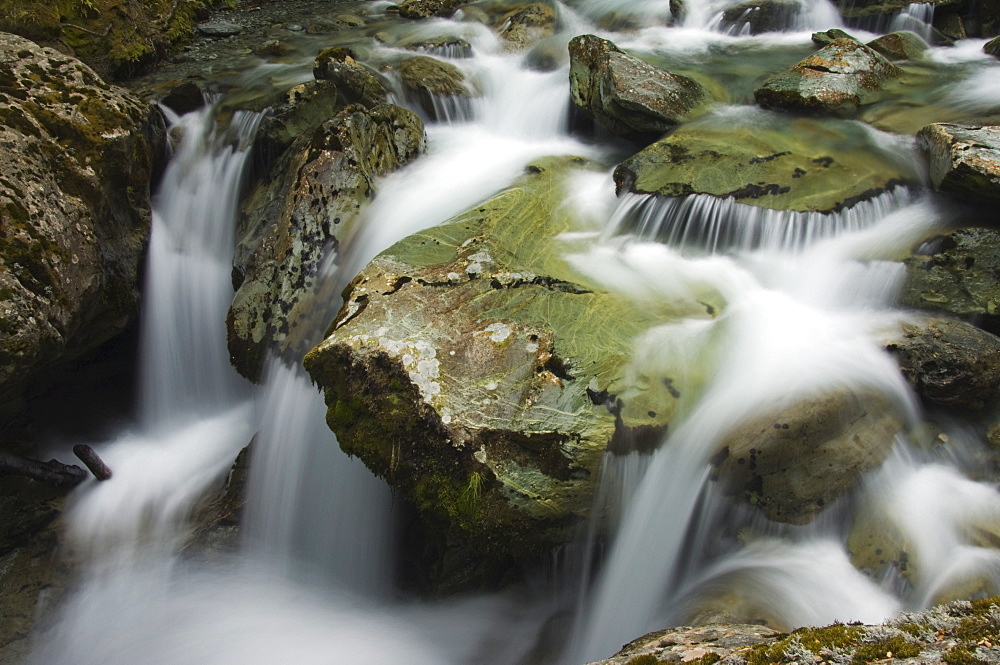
<box><xmin>27</xmin><ymin>5</ymin><xmax>1000</xmax><ymax>665</ymax></box>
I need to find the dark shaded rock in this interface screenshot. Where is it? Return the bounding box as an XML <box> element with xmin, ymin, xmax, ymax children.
<box><xmin>497</xmin><ymin>3</ymin><xmax>557</xmax><ymax>51</ymax></box>
<box><xmin>613</xmin><ymin>114</ymin><xmax>917</xmax><ymax>213</ymax></box>
<box><xmin>397</xmin><ymin>0</ymin><xmax>469</xmax><ymax>19</ymax></box>
<box><xmin>866</xmin><ymin>30</ymin><xmax>928</xmax><ymax>60</ymax></box>
<box><xmin>228</xmin><ymin>104</ymin><xmax>425</xmax><ymax>381</ymax></box>
<box><xmin>313</xmin><ymin>48</ymin><xmax>390</xmax><ymax>108</ymax></box>
<box><xmin>568</xmin><ymin>34</ymin><xmax>709</xmax><ymax>138</ymax></box>
<box><xmin>254</xmin><ymin>38</ymin><xmax>295</xmax><ymax>58</ymax></box>
<box><xmin>713</xmin><ymin>390</ymin><xmax>904</xmax><ymax>524</ymax></box>
<box><xmin>899</xmin><ymin>228</ymin><xmax>1000</xmax><ymax>331</ymax></box>
<box><xmin>0</xmin><ymin>33</ymin><xmax>162</xmax><ymax>426</ymax></box>
<box><xmin>304</xmin><ymin>157</ymin><xmax>674</xmax><ymax>589</ymax></box>
<box><xmin>918</xmin><ymin>124</ymin><xmax>1000</xmax><ymax>205</ymax></box>
<box><xmin>886</xmin><ymin>318</ymin><xmax>1000</xmax><ymax>410</ymax></box>
<box><xmin>160</xmin><ymin>80</ymin><xmax>205</xmax><ymax>115</ymax></box>
<box><xmin>720</xmin><ymin>0</ymin><xmax>800</xmax><ymax>34</ymax></box>
<box><xmin>754</xmin><ymin>38</ymin><xmax>902</xmax><ymax>115</ymax></box>
<box><xmin>987</xmin><ymin>36</ymin><xmax>1000</xmax><ymax>57</ymax></box>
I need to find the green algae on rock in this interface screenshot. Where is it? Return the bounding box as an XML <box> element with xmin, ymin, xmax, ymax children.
<box><xmin>304</xmin><ymin>157</ymin><xmax>675</xmax><ymax>587</ymax></box>
<box><xmin>0</xmin><ymin>33</ymin><xmax>161</xmax><ymax>425</ymax></box>
<box><xmin>228</xmin><ymin>103</ymin><xmax>425</xmax><ymax>382</ymax></box>
<box><xmin>614</xmin><ymin>111</ymin><xmax>917</xmax><ymax>213</ymax></box>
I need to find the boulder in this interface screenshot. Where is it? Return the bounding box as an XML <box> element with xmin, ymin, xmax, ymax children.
<box><xmin>899</xmin><ymin>228</ymin><xmax>1000</xmax><ymax>332</ymax></box>
<box><xmin>712</xmin><ymin>390</ymin><xmax>904</xmax><ymax>524</ymax></box>
<box><xmin>496</xmin><ymin>4</ymin><xmax>557</xmax><ymax>51</ymax></box>
<box><xmin>613</xmin><ymin>115</ymin><xmax>917</xmax><ymax>213</ymax></box>
<box><xmin>885</xmin><ymin>318</ymin><xmax>1000</xmax><ymax>411</ymax></box>
<box><xmin>720</xmin><ymin>0</ymin><xmax>800</xmax><ymax>35</ymax></box>
<box><xmin>396</xmin><ymin>55</ymin><xmax>476</xmax><ymax>120</ymax></box>
<box><xmin>918</xmin><ymin>124</ymin><xmax>1000</xmax><ymax>205</ymax></box>
<box><xmin>304</xmin><ymin>157</ymin><xmax>674</xmax><ymax>588</ymax></box>
<box><xmin>228</xmin><ymin>104</ymin><xmax>425</xmax><ymax>381</ymax></box>
<box><xmin>397</xmin><ymin>0</ymin><xmax>469</xmax><ymax>19</ymax></box>
<box><xmin>0</xmin><ymin>33</ymin><xmax>161</xmax><ymax>425</ymax></box>
<box><xmin>812</xmin><ymin>28</ymin><xmax>857</xmax><ymax>46</ymax></box>
<box><xmin>987</xmin><ymin>36</ymin><xmax>1000</xmax><ymax>57</ymax></box>
<box><xmin>400</xmin><ymin>35</ymin><xmax>473</xmax><ymax>58</ymax></box>
<box><xmin>313</xmin><ymin>48</ymin><xmax>390</xmax><ymax>108</ymax></box>
<box><xmin>754</xmin><ymin>38</ymin><xmax>902</xmax><ymax>115</ymax></box>
<box><xmin>568</xmin><ymin>34</ymin><xmax>709</xmax><ymax>138</ymax></box>
<box><xmin>866</xmin><ymin>30</ymin><xmax>928</xmax><ymax>60</ymax></box>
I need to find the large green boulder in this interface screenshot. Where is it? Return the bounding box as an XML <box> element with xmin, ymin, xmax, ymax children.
<box><xmin>754</xmin><ymin>38</ymin><xmax>902</xmax><ymax>115</ymax></box>
<box><xmin>304</xmin><ymin>157</ymin><xmax>677</xmax><ymax>588</ymax></box>
<box><xmin>866</xmin><ymin>31</ymin><xmax>928</xmax><ymax>60</ymax></box>
<box><xmin>918</xmin><ymin>124</ymin><xmax>1000</xmax><ymax>205</ymax></box>
<box><xmin>613</xmin><ymin>113</ymin><xmax>917</xmax><ymax>213</ymax></box>
<box><xmin>0</xmin><ymin>33</ymin><xmax>161</xmax><ymax>424</ymax></box>
<box><xmin>228</xmin><ymin>103</ymin><xmax>425</xmax><ymax>381</ymax></box>
<box><xmin>568</xmin><ymin>34</ymin><xmax>710</xmax><ymax>139</ymax></box>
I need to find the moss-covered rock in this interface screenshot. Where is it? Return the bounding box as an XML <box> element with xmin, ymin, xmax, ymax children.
<box><xmin>568</xmin><ymin>34</ymin><xmax>710</xmax><ymax>139</ymax></box>
<box><xmin>0</xmin><ymin>33</ymin><xmax>161</xmax><ymax>426</ymax></box>
<box><xmin>986</xmin><ymin>36</ymin><xmax>1000</xmax><ymax>58</ymax></box>
<box><xmin>899</xmin><ymin>228</ymin><xmax>1000</xmax><ymax>331</ymax></box>
<box><xmin>866</xmin><ymin>31</ymin><xmax>928</xmax><ymax>60</ymax></box>
<box><xmin>304</xmin><ymin>157</ymin><xmax>674</xmax><ymax>588</ymax></box>
<box><xmin>496</xmin><ymin>4</ymin><xmax>557</xmax><ymax>52</ymax></box>
<box><xmin>396</xmin><ymin>55</ymin><xmax>477</xmax><ymax>121</ymax></box>
<box><xmin>754</xmin><ymin>38</ymin><xmax>902</xmax><ymax>116</ymax></box>
<box><xmin>918</xmin><ymin>124</ymin><xmax>1000</xmax><ymax>206</ymax></box>
<box><xmin>613</xmin><ymin>112</ymin><xmax>917</xmax><ymax>213</ymax></box>
<box><xmin>228</xmin><ymin>103</ymin><xmax>425</xmax><ymax>382</ymax></box>
<box><xmin>397</xmin><ymin>0</ymin><xmax>470</xmax><ymax>19</ymax></box>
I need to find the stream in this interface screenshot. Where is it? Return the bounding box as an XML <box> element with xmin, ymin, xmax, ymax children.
<box><xmin>21</xmin><ymin>0</ymin><xmax>1000</xmax><ymax>662</ymax></box>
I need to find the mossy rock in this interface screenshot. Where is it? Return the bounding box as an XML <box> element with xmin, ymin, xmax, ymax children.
<box><xmin>866</xmin><ymin>31</ymin><xmax>928</xmax><ymax>60</ymax></box>
<box><xmin>496</xmin><ymin>3</ymin><xmax>557</xmax><ymax>52</ymax></box>
<box><xmin>614</xmin><ymin>111</ymin><xmax>918</xmax><ymax>213</ymax></box>
<box><xmin>304</xmin><ymin>157</ymin><xmax>676</xmax><ymax>589</ymax></box>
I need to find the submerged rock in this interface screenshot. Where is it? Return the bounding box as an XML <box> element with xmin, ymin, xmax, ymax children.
<box><xmin>304</xmin><ymin>157</ymin><xmax>674</xmax><ymax>589</ymax></box>
<box><xmin>918</xmin><ymin>124</ymin><xmax>1000</xmax><ymax>205</ymax></box>
<box><xmin>613</xmin><ymin>113</ymin><xmax>916</xmax><ymax>213</ymax></box>
<box><xmin>713</xmin><ymin>390</ymin><xmax>904</xmax><ymax>524</ymax></box>
<box><xmin>866</xmin><ymin>30</ymin><xmax>928</xmax><ymax>60</ymax></box>
<box><xmin>228</xmin><ymin>103</ymin><xmax>425</xmax><ymax>381</ymax></box>
<box><xmin>885</xmin><ymin>318</ymin><xmax>1000</xmax><ymax>411</ymax></box>
<box><xmin>720</xmin><ymin>0</ymin><xmax>801</xmax><ymax>35</ymax></box>
<box><xmin>754</xmin><ymin>38</ymin><xmax>902</xmax><ymax>115</ymax></box>
<box><xmin>568</xmin><ymin>34</ymin><xmax>710</xmax><ymax>138</ymax></box>
<box><xmin>0</xmin><ymin>33</ymin><xmax>162</xmax><ymax>424</ymax></box>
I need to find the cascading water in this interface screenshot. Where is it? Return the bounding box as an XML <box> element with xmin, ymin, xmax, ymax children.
<box><xmin>23</xmin><ymin>1</ymin><xmax>1000</xmax><ymax>664</ymax></box>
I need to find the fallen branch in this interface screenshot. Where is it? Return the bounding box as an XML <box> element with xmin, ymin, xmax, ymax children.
<box><xmin>0</xmin><ymin>449</ymin><xmax>87</xmax><ymax>488</ymax></box>
<box><xmin>73</xmin><ymin>444</ymin><xmax>112</xmax><ymax>481</ymax></box>
<box><xmin>60</xmin><ymin>22</ymin><xmax>112</xmax><ymax>38</ymax></box>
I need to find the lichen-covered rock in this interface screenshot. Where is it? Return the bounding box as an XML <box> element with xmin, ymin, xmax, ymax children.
<box><xmin>712</xmin><ymin>390</ymin><xmax>904</xmax><ymax>524</ymax></box>
<box><xmin>313</xmin><ymin>47</ymin><xmax>389</xmax><ymax>109</ymax></box>
<box><xmin>720</xmin><ymin>0</ymin><xmax>800</xmax><ymax>35</ymax></box>
<box><xmin>568</xmin><ymin>34</ymin><xmax>709</xmax><ymax>138</ymax></box>
<box><xmin>304</xmin><ymin>157</ymin><xmax>674</xmax><ymax>588</ymax></box>
<box><xmin>0</xmin><ymin>33</ymin><xmax>161</xmax><ymax>423</ymax></box>
<box><xmin>397</xmin><ymin>0</ymin><xmax>469</xmax><ymax>19</ymax></box>
<box><xmin>866</xmin><ymin>31</ymin><xmax>928</xmax><ymax>60</ymax></box>
<box><xmin>613</xmin><ymin>114</ymin><xmax>917</xmax><ymax>213</ymax></box>
<box><xmin>885</xmin><ymin>318</ymin><xmax>1000</xmax><ymax>410</ymax></box>
<box><xmin>396</xmin><ymin>55</ymin><xmax>476</xmax><ymax>120</ymax></box>
<box><xmin>592</xmin><ymin>624</ymin><xmax>781</xmax><ymax>665</ymax></box>
<box><xmin>496</xmin><ymin>4</ymin><xmax>557</xmax><ymax>51</ymax></box>
<box><xmin>918</xmin><ymin>124</ymin><xmax>1000</xmax><ymax>205</ymax></box>
<box><xmin>228</xmin><ymin>103</ymin><xmax>425</xmax><ymax>381</ymax></box>
<box><xmin>754</xmin><ymin>38</ymin><xmax>902</xmax><ymax>115</ymax></box>
<box><xmin>899</xmin><ymin>228</ymin><xmax>1000</xmax><ymax>330</ymax></box>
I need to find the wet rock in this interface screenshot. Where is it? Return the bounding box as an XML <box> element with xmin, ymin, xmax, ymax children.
<box><xmin>397</xmin><ymin>0</ymin><xmax>469</xmax><ymax>19</ymax></box>
<box><xmin>713</xmin><ymin>390</ymin><xmax>904</xmax><ymax>524</ymax></box>
<box><xmin>197</xmin><ymin>20</ymin><xmax>243</xmax><ymax>37</ymax></box>
<box><xmin>720</xmin><ymin>0</ymin><xmax>801</xmax><ymax>35</ymax></box>
<box><xmin>885</xmin><ymin>318</ymin><xmax>1000</xmax><ymax>411</ymax></box>
<box><xmin>397</xmin><ymin>55</ymin><xmax>476</xmax><ymax>120</ymax></box>
<box><xmin>812</xmin><ymin>28</ymin><xmax>856</xmax><ymax>46</ymax></box>
<box><xmin>254</xmin><ymin>38</ymin><xmax>295</xmax><ymax>58</ymax></box>
<box><xmin>159</xmin><ymin>80</ymin><xmax>205</xmax><ymax>115</ymax></box>
<box><xmin>304</xmin><ymin>157</ymin><xmax>674</xmax><ymax>590</ymax></box>
<box><xmin>228</xmin><ymin>104</ymin><xmax>425</xmax><ymax>381</ymax></box>
<box><xmin>918</xmin><ymin>124</ymin><xmax>1000</xmax><ymax>205</ymax></box>
<box><xmin>754</xmin><ymin>38</ymin><xmax>902</xmax><ymax>115</ymax></box>
<box><xmin>0</xmin><ymin>34</ymin><xmax>162</xmax><ymax>425</ymax></box>
<box><xmin>313</xmin><ymin>48</ymin><xmax>390</xmax><ymax>108</ymax></box>
<box><xmin>400</xmin><ymin>35</ymin><xmax>474</xmax><ymax>58</ymax></box>
<box><xmin>987</xmin><ymin>36</ymin><xmax>1000</xmax><ymax>57</ymax></box>
<box><xmin>614</xmin><ymin>114</ymin><xmax>916</xmax><ymax>213</ymax></box>
<box><xmin>900</xmin><ymin>227</ymin><xmax>1000</xmax><ymax>331</ymax></box>
<box><xmin>866</xmin><ymin>30</ymin><xmax>928</xmax><ymax>60</ymax></box>
<box><xmin>568</xmin><ymin>34</ymin><xmax>710</xmax><ymax>139</ymax></box>
<box><xmin>497</xmin><ymin>4</ymin><xmax>557</xmax><ymax>51</ymax></box>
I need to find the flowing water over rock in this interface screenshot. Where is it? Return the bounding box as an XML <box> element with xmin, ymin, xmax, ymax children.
<box><xmin>16</xmin><ymin>0</ymin><xmax>1000</xmax><ymax>663</ymax></box>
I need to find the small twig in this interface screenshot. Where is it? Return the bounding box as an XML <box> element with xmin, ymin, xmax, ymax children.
<box><xmin>61</xmin><ymin>22</ymin><xmax>113</xmax><ymax>38</ymax></box>
<box><xmin>73</xmin><ymin>444</ymin><xmax>112</xmax><ymax>481</ymax></box>
<box><xmin>156</xmin><ymin>0</ymin><xmax>181</xmax><ymax>27</ymax></box>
